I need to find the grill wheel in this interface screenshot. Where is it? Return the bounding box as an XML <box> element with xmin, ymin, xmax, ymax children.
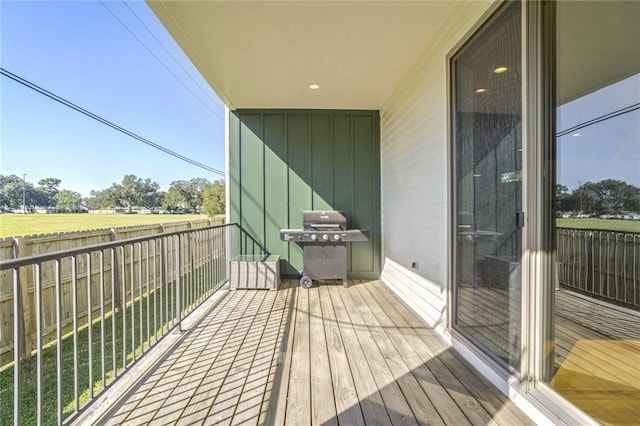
<box><xmin>300</xmin><ymin>276</ymin><xmax>313</xmax><ymax>288</ymax></box>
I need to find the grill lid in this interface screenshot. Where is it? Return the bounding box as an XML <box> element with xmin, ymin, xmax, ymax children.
<box><xmin>302</xmin><ymin>210</ymin><xmax>347</xmax><ymax>230</ymax></box>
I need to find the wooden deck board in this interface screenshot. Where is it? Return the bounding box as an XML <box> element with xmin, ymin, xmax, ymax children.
<box><xmin>104</xmin><ymin>290</ymin><xmax>249</xmax><ymax>426</ymax></box>
<box><xmin>264</xmin><ymin>280</ymin><xmax>298</xmax><ymax>426</ymax></box>
<box><xmin>337</xmin><ymin>285</ymin><xmax>419</xmax><ymax>426</ymax></box>
<box><xmin>357</xmin><ymin>283</ymin><xmax>472</xmax><ymax>426</ymax></box>
<box><xmin>285</xmin><ymin>282</ymin><xmax>311</xmax><ymax>425</ymax></box>
<box><xmin>446</xmin><ymin>283</ymin><xmax>640</xmax><ymax>426</ymax></box>
<box><xmin>308</xmin><ymin>285</ymin><xmax>339</xmax><ymax>425</ymax></box>
<box><xmin>205</xmin><ymin>291</ymin><xmax>275</xmax><ymax>425</ymax></box>
<box><xmin>555</xmin><ymin>322</ymin><xmax>640</xmax><ymax>387</ymax></box>
<box><xmin>375</xmin><ymin>282</ymin><xmax>533</xmax><ymax>425</ymax></box>
<box><xmin>170</xmin><ymin>290</ymin><xmax>261</xmax><ymax>424</ymax></box>
<box><xmin>231</xmin><ymin>292</ymin><xmax>278</xmax><ymax>424</ymax></box>
<box><xmin>326</xmin><ymin>284</ymin><xmax>393</xmax><ymax>425</ymax></box>
<box><xmin>318</xmin><ymin>284</ymin><xmax>366</xmax><ymax>426</ymax></box>
<box><xmin>175</xmin><ymin>290</ymin><xmax>262</xmax><ymax>425</ymax></box>
<box><xmin>347</xmin><ymin>284</ymin><xmax>446</xmax><ymax>425</ymax></box>
<box><xmin>373</xmin><ymin>283</ymin><xmax>502</xmax><ymax>425</ymax></box>
<box><xmin>98</xmin><ymin>280</ymin><xmax>536</xmax><ymax>426</ymax></box>
<box><xmin>551</xmin><ymin>291</ymin><xmax>640</xmax><ymax>425</ymax></box>
<box><xmin>556</xmin><ymin>291</ymin><xmax>640</xmax><ymax>341</ymax></box>
<box><xmin>233</xmin><ymin>282</ymin><xmax>291</xmax><ymax>425</ymax></box>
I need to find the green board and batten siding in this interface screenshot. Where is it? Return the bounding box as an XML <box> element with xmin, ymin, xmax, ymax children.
<box><xmin>230</xmin><ymin>110</ymin><xmax>381</xmax><ymax>279</ymax></box>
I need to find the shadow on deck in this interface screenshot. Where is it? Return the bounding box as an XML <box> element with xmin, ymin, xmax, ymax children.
<box><xmin>458</xmin><ymin>284</ymin><xmax>640</xmax><ymax>425</ymax></box>
<box><xmin>89</xmin><ymin>280</ymin><xmax>531</xmax><ymax>425</ymax></box>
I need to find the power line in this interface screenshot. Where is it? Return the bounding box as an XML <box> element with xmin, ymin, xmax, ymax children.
<box><xmin>1</xmin><ymin>67</ymin><xmax>224</xmax><ymax>176</ymax></box>
<box><xmin>99</xmin><ymin>1</ymin><xmax>225</xmax><ymax>122</ymax></box>
<box><xmin>556</xmin><ymin>103</ymin><xmax>640</xmax><ymax>137</ymax></box>
<box><xmin>121</xmin><ymin>1</ymin><xmax>225</xmax><ymax>116</ymax></box>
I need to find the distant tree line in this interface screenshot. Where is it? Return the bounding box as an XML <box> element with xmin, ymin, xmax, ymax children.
<box><xmin>0</xmin><ymin>174</ymin><xmax>225</xmax><ymax>217</ymax></box>
<box><xmin>0</xmin><ymin>175</ymin><xmax>83</xmax><ymax>213</ymax></box>
<box><xmin>87</xmin><ymin>175</ymin><xmax>224</xmax><ymax>216</ymax></box>
<box><xmin>556</xmin><ymin>179</ymin><xmax>640</xmax><ymax>216</ymax></box>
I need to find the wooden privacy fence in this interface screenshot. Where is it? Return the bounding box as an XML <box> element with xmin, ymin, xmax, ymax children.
<box><xmin>0</xmin><ymin>218</ymin><xmax>223</xmax><ymax>366</ymax></box>
<box><xmin>557</xmin><ymin>228</ymin><xmax>640</xmax><ymax>310</ymax></box>
<box><xmin>0</xmin><ymin>223</ymin><xmax>234</xmax><ymax>425</ymax></box>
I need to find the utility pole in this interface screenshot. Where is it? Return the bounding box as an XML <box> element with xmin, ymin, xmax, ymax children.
<box><xmin>577</xmin><ymin>180</ymin><xmax>583</xmax><ymax>218</ymax></box>
<box><xmin>22</xmin><ymin>173</ymin><xmax>27</xmax><ymax>214</ymax></box>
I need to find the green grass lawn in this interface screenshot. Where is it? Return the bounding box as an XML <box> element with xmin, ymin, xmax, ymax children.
<box><xmin>2</xmin><ymin>213</ymin><xmax>633</xmax><ymax>238</ymax></box>
<box><xmin>0</xmin><ymin>263</ymin><xmax>225</xmax><ymax>426</ymax></box>
<box><xmin>0</xmin><ymin>290</ymin><xmax>167</xmax><ymax>426</ymax></box>
<box><xmin>0</xmin><ymin>213</ymin><xmax>222</xmax><ymax>238</ymax></box>
<box><xmin>556</xmin><ymin>218</ymin><xmax>640</xmax><ymax>233</ymax></box>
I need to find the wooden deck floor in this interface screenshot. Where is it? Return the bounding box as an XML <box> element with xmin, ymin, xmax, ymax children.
<box><xmin>97</xmin><ymin>280</ymin><xmax>532</xmax><ymax>425</ymax></box>
<box><xmin>457</xmin><ymin>284</ymin><xmax>640</xmax><ymax>425</ymax></box>
<box><xmin>552</xmin><ymin>290</ymin><xmax>640</xmax><ymax>426</ymax></box>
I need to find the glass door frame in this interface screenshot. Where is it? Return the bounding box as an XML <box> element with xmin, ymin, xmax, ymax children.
<box><xmin>524</xmin><ymin>1</ymin><xmax>624</xmax><ymax>423</ymax></box>
<box><xmin>522</xmin><ymin>0</ymin><xmax>554</xmax><ymax>391</ymax></box>
<box><xmin>447</xmin><ymin>0</ymin><xmax>529</xmax><ymax>379</ymax></box>
<box><xmin>448</xmin><ymin>1</ymin><xmax>617</xmax><ymax>423</ymax></box>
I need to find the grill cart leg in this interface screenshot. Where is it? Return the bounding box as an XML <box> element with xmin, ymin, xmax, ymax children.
<box><xmin>300</xmin><ymin>276</ymin><xmax>313</xmax><ymax>288</ymax></box>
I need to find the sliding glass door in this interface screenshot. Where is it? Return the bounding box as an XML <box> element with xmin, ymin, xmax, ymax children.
<box><xmin>450</xmin><ymin>1</ymin><xmax>638</xmax><ymax>420</ymax></box>
<box><xmin>451</xmin><ymin>1</ymin><xmax>523</xmax><ymax>370</ymax></box>
<box><xmin>541</xmin><ymin>1</ymin><xmax>640</xmax><ymax>423</ymax></box>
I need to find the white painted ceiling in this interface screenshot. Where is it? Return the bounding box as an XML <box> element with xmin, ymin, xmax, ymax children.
<box><xmin>148</xmin><ymin>1</ymin><xmax>640</xmax><ymax>111</ymax></box>
<box><xmin>147</xmin><ymin>1</ymin><xmax>458</xmax><ymax>110</ymax></box>
<box><xmin>556</xmin><ymin>1</ymin><xmax>640</xmax><ymax>105</ymax></box>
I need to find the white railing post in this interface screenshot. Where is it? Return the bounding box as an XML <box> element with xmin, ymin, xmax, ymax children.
<box><xmin>226</xmin><ymin>225</ymin><xmax>234</xmax><ymax>283</ymax></box>
<box><xmin>13</xmin><ymin>267</ymin><xmax>20</xmax><ymax>426</ymax></box>
<box><xmin>175</xmin><ymin>234</ymin><xmax>182</xmax><ymax>332</ymax></box>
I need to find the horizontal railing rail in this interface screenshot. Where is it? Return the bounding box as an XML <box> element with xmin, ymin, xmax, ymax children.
<box><xmin>0</xmin><ymin>223</ymin><xmax>236</xmax><ymax>426</ymax></box>
<box><xmin>557</xmin><ymin>227</ymin><xmax>639</xmax><ymax>310</ymax></box>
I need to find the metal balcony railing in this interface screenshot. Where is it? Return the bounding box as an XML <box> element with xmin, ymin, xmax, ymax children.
<box><xmin>557</xmin><ymin>228</ymin><xmax>640</xmax><ymax>309</ymax></box>
<box><xmin>0</xmin><ymin>223</ymin><xmax>236</xmax><ymax>426</ymax></box>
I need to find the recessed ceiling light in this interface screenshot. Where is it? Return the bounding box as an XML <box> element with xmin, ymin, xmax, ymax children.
<box><xmin>494</xmin><ymin>66</ymin><xmax>509</xmax><ymax>74</ymax></box>
<box><xmin>474</xmin><ymin>88</ymin><xmax>487</xmax><ymax>93</ymax></box>
<box><xmin>309</xmin><ymin>83</ymin><xmax>320</xmax><ymax>90</ymax></box>
<box><xmin>572</xmin><ymin>133</ymin><xmax>581</xmax><ymax>137</ymax></box>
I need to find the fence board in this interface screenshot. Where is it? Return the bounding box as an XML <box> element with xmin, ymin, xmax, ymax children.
<box><xmin>557</xmin><ymin>228</ymin><xmax>640</xmax><ymax>310</ymax></box>
<box><xmin>0</xmin><ymin>240</ymin><xmax>14</xmax><ymax>359</ymax></box>
<box><xmin>0</xmin><ymin>218</ymin><xmax>223</xmax><ymax>365</ymax></box>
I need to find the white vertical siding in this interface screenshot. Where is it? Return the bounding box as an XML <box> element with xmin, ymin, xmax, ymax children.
<box><xmin>380</xmin><ymin>1</ymin><xmax>493</xmax><ymax>328</ymax></box>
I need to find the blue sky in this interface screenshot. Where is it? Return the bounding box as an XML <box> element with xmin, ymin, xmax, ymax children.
<box><xmin>1</xmin><ymin>1</ymin><xmax>225</xmax><ymax>197</ymax></box>
<box><xmin>1</xmin><ymin>1</ymin><xmax>637</xmax><ymax>198</ymax></box>
<box><xmin>557</xmin><ymin>73</ymin><xmax>640</xmax><ymax>191</ymax></box>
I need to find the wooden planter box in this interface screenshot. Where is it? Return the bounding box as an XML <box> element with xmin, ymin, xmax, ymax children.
<box><xmin>229</xmin><ymin>255</ymin><xmax>280</xmax><ymax>290</ymax></box>
<box><xmin>479</xmin><ymin>255</ymin><xmax>521</xmax><ymax>290</ymax></box>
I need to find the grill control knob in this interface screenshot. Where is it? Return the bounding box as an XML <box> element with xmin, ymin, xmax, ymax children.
<box><xmin>322</xmin><ymin>234</ymin><xmax>329</xmax><ymax>241</ymax></box>
<box><xmin>311</xmin><ymin>234</ymin><xmax>318</xmax><ymax>241</ymax></box>
<box><xmin>333</xmin><ymin>234</ymin><xmax>340</xmax><ymax>241</ymax></box>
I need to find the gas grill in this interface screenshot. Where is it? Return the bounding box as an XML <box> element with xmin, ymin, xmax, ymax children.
<box><xmin>280</xmin><ymin>210</ymin><xmax>369</xmax><ymax>288</ymax></box>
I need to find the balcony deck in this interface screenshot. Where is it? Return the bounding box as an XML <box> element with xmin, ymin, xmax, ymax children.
<box><xmin>552</xmin><ymin>290</ymin><xmax>640</xmax><ymax>425</ymax></box>
<box><xmin>459</xmin><ymin>285</ymin><xmax>640</xmax><ymax>425</ymax></box>
<box><xmin>94</xmin><ymin>280</ymin><xmax>532</xmax><ymax>425</ymax></box>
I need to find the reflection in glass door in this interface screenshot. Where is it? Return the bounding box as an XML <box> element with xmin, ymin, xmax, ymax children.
<box><xmin>543</xmin><ymin>1</ymin><xmax>640</xmax><ymax>423</ymax></box>
<box><xmin>451</xmin><ymin>2</ymin><xmax>523</xmax><ymax>370</ymax></box>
